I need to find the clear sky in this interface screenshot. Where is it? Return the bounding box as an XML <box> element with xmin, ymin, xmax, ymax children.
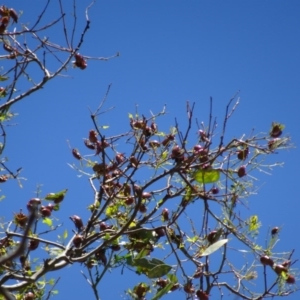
<box><xmin>1</xmin><ymin>1</ymin><xmax>300</xmax><ymax>299</ymax></box>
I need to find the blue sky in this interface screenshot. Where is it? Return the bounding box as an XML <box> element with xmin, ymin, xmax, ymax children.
<box><xmin>1</xmin><ymin>1</ymin><xmax>300</xmax><ymax>299</ymax></box>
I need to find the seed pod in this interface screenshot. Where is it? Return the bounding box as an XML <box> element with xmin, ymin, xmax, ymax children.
<box><xmin>161</xmin><ymin>208</ymin><xmax>169</xmax><ymax>221</ymax></box>
<box><xmin>142</xmin><ymin>192</ymin><xmax>152</xmax><ymax>199</ymax></box>
<box><xmin>72</xmin><ymin>149</ymin><xmax>82</xmax><ymax>160</ymax></box>
<box><xmin>237</xmin><ymin>166</ymin><xmax>246</xmax><ymax>178</ymax></box>
<box><xmin>3</xmin><ymin>43</ymin><xmax>13</xmax><ymax>52</ymax></box>
<box><xmin>260</xmin><ymin>255</ymin><xmax>274</xmax><ymax>267</ymax></box>
<box><xmin>84</xmin><ymin>139</ymin><xmax>96</xmax><ymax>150</ymax></box>
<box><xmin>139</xmin><ymin>204</ymin><xmax>147</xmax><ymax>213</ymax></box>
<box><xmin>162</xmin><ymin>134</ymin><xmax>175</xmax><ymax>146</ymax></box>
<box><xmin>70</xmin><ymin>215</ymin><xmax>84</xmax><ymax>231</ymax></box>
<box><xmin>74</xmin><ymin>53</ymin><xmax>87</xmax><ymax>70</ymax></box>
<box><xmin>151</xmin><ymin>122</ymin><xmax>158</xmax><ymax>133</ymax></box>
<box><xmin>129</xmin><ymin>156</ymin><xmax>139</xmax><ymax>167</ymax></box>
<box><xmin>14</xmin><ymin>212</ymin><xmax>28</xmax><ymax>227</ymax></box>
<box><xmin>73</xmin><ymin>234</ymin><xmax>83</xmax><ymax>248</ymax></box>
<box><xmin>125</xmin><ymin>196</ymin><xmax>134</xmax><ymax>205</ymax></box>
<box><xmin>156</xmin><ymin>278</ymin><xmax>168</xmax><ymax>288</ymax></box>
<box><xmin>123</xmin><ymin>184</ymin><xmax>131</xmax><ymax>196</ymax></box>
<box><xmin>207</xmin><ymin>230</ymin><xmax>217</xmax><ymax>244</ymax></box>
<box><xmin>27</xmin><ymin>198</ymin><xmax>41</xmax><ymax>211</ymax></box>
<box><xmin>183</xmin><ymin>282</ymin><xmax>194</xmax><ymax>294</ymax></box>
<box><xmin>237</xmin><ymin>148</ymin><xmax>249</xmax><ymax>160</ymax></box>
<box><xmin>270</xmin><ymin>123</ymin><xmax>283</xmax><ymax>138</ymax></box>
<box><xmin>196</xmin><ymin>290</ymin><xmax>209</xmax><ymax>300</ymax></box>
<box><xmin>271</xmin><ymin>226</ymin><xmax>279</xmax><ymax>236</ymax></box>
<box><xmin>286</xmin><ymin>274</ymin><xmax>295</xmax><ymax>284</ymax></box>
<box><xmin>115</xmin><ymin>153</ymin><xmax>125</xmax><ymax>164</ymax></box>
<box><xmin>40</xmin><ymin>207</ymin><xmax>52</xmax><ymax>217</ymax></box>
<box><xmin>274</xmin><ymin>264</ymin><xmax>288</xmax><ymax>275</ymax></box>
<box><xmin>9</xmin><ymin>8</ymin><xmax>18</xmax><ymax>23</ymax></box>
<box><xmin>149</xmin><ymin>140</ymin><xmax>160</xmax><ymax>148</ymax></box>
<box><xmin>28</xmin><ymin>239</ymin><xmax>39</xmax><ymax>251</ymax></box>
<box><xmin>0</xmin><ymin>175</ymin><xmax>7</xmax><ymax>182</ymax></box>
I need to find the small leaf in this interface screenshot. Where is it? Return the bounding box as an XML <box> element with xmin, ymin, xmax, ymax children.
<box><xmin>248</xmin><ymin>215</ymin><xmax>260</xmax><ymax>232</ymax></box>
<box><xmin>193</xmin><ymin>169</ymin><xmax>220</xmax><ymax>184</ymax></box>
<box><xmin>45</xmin><ymin>189</ymin><xmax>67</xmax><ymax>203</ymax></box>
<box><xmin>42</xmin><ymin>217</ymin><xmax>52</xmax><ymax>227</ymax></box>
<box><xmin>200</xmin><ymin>239</ymin><xmax>228</xmax><ymax>256</ymax></box>
<box><xmin>161</xmin><ymin>150</ymin><xmax>168</xmax><ymax>160</ymax></box>
<box><xmin>0</xmin><ymin>76</ymin><xmax>9</xmax><ymax>81</ymax></box>
<box><xmin>105</xmin><ymin>204</ymin><xmax>118</xmax><ymax>218</ymax></box>
<box><xmin>128</xmin><ymin>113</ymin><xmax>133</xmax><ymax>119</ymax></box>
<box><xmin>63</xmin><ymin>229</ymin><xmax>68</xmax><ymax>239</ymax></box>
<box><xmin>101</xmin><ymin>125</ymin><xmax>109</xmax><ymax>129</ymax></box>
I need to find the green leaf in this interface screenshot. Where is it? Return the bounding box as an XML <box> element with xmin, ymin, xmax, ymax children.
<box><xmin>200</xmin><ymin>239</ymin><xmax>228</xmax><ymax>256</ymax></box>
<box><xmin>45</xmin><ymin>189</ymin><xmax>67</xmax><ymax>202</ymax></box>
<box><xmin>151</xmin><ymin>282</ymin><xmax>173</xmax><ymax>300</ymax></box>
<box><xmin>63</xmin><ymin>229</ymin><xmax>68</xmax><ymax>239</ymax></box>
<box><xmin>248</xmin><ymin>215</ymin><xmax>260</xmax><ymax>232</ymax></box>
<box><xmin>161</xmin><ymin>150</ymin><xmax>168</xmax><ymax>160</ymax></box>
<box><xmin>0</xmin><ymin>76</ymin><xmax>8</xmax><ymax>81</ymax></box>
<box><xmin>193</xmin><ymin>169</ymin><xmax>220</xmax><ymax>184</ymax></box>
<box><xmin>167</xmin><ymin>274</ymin><xmax>178</xmax><ymax>283</ymax></box>
<box><xmin>148</xmin><ymin>264</ymin><xmax>172</xmax><ymax>279</ymax></box>
<box><xmin>42</xmin><ymin>217</ymin><xmax>52</xmax><ymax>227</ymax></box>
<box><xmin>105</xmin><ymin>204</ymin><xmax>118</xmax><ymax>218</ymax></box>
<box><xmin>101</xmin><ymin>125</ymin><xmax>109</xmax><ymax>129</ymax></box>
<box><xmin>128</xmin><ymin>113</ymin><xmax>133</xmax><ymax>119</ymax></box>
<box><xmin>133</xmin><ymin>257</ymin><xmax>172</xmax><ymax>279</ymax></box>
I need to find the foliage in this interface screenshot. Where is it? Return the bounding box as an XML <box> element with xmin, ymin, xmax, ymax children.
<box><xmin>0</xmin><ymin>2</ymin><xmax>298</xmax><ymax>300</ymax></box>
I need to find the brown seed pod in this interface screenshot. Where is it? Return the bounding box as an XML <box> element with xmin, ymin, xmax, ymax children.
<box><xmin>0</xmin><ymin>175</ymin><xmax>8</xmax><ymax>182</ymax></box>
<box><xmin>74</xmin><ymin>53</ymin><xmax>87</xmax><ymax>70</ymax></box>
<box><xmin>40</xmin><ymin>207</ymin><xmax>52</xmax><ymax>217</ymax></box>
<box><xmin>237</xmin><ymin>148</ymin><xmax>249</xmax><ymax>160</ymax></box>
<box><xmin>237</xmin><ymin>166</ymin><xmax>246</xmax><ymax>178</ymax></box>
<box><xmin>23</xmin><ymin>292</ymin><xmax>35</xmax><ymax>300</ymax></box>
<box><xmin>9</xmin><ymin>8</ymin><xmax>18</xmax><ymax>23</ymax></box>
<box><xmin>260</xmin><ymin>255</ymin><xmax>274</xmax><ymax>267</ymax></box>
<box><xmin>149</xmin><ymin>140</ymin><xmax>160</xmax><ymax>148</ymax></box>
<box><xmin>274</xmin><ymin>264</ymin><xmax>288</xmax><ymax>275</ymax></box>
<box><xmin>196</xmin><ymin>290</ymin><xmax>209</xmax><ymax>300</ymax></box>
<box><xmin>84</xmin><ymin>139</ymin><xmax>96</xmax><ymax>150</ymax></box>
<box><xmin>142</xmin><ymin>192</ymin><xmax>152</xmax><ymax>199</ymax></box>
<box><xmin>139</xmin><ymin>203</ymin><xmax>147</xmax><ymax>213</ymax></box>
<box><xmin>286</xmin><ymin>274</ymin><xmax>295</xmax><ymax>284</ymax></box>
<box><xmin>73</xmin><ymin>234</ymin><xmax>83</xmax><ymax>248</ymax></box>
<box><xmin>14</xmin><ymin>212</ymin><xmax>28</xmax><ymax>227</ymax></box>
<box><xmin>161</xmin><ymin>208</ymin><xmax>169</xmax><ymax>221</ymax></box>
<box><xmin>156</xmin><ymin>278</ymin><xmax>168</xmax><ymax>288</ymax></box>
<box><xmin>129</xmin><ymin>156</ymin><xmax>139</xmax><ymax>167</ymax></box>
<box><xmin>183</xmin><ymin>282</ymin><xmax>194</xmax><ymax>294</ymax></box>
<box><xmin>72</xmin><ymin>149</ymin><xmax>82</xmax><ymax>160</ymax></box>
<box><xmin>271</xmin><ymin>226</ymin><xmax>279</xmax><ymax>236</ymax></box>
<box><xmin>125</xmin><ymin>196</ymin><xmax>135</xmax><ymax>205</ymax></box>
<box><xmin>270</xmin><ymin>123</ymin><xmax>283</xmax><ymax>138</ymax></box>
<box><xmin>28</xmin><ymin>239</ymin><xmax>39</xmax><ymax>251</ymax></box>
<box><xmin>70</xmin><ymin>215</ymin><xmax>84</xmax><ymax>231</ymax></box>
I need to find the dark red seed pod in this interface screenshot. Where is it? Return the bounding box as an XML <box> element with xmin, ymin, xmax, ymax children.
<box><xmin>237</xmin><ymin>166</ymin><xmax>246</xmax><ymax>178</ymax></box>
<box><xmin>70</xmin><ymin>215</ymin><xmax>84</xmax><ymax>231</ymax></box>
<box><xmin>72</xmin><ymin>149</ymin><xmax>82</xmax><ymax>160</ymax></box>
<box><xmin>84</xmin><ymin>139</ymin><xmax>96</xmax><ymax>150</ymax></box>
<box><xmin>9</xmin><ymin>8</ymin><xmax>18</xmax><ymax>23</ymax></box>
<box><xmin>28</xmin><ymin>239</ymin><xmax>39</xmax><ymax>251</ymax></box>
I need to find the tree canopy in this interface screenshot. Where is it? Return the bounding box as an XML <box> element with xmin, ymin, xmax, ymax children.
<box><xmin>0</xmin><ymin>2</ymin><xmax>298</xmax><ymax>300</ymax></box>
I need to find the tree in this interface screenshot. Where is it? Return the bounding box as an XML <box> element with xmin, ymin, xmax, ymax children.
<box><xmin>0</xmin><ymin>2</ymin><xmax>298</xmax><ymax>300</ymax></box>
